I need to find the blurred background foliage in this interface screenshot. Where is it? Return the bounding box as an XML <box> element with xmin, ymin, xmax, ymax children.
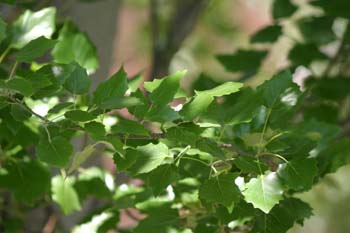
<box><xmin>0</xmin><ymin>0</ymin><xmax>349</xmax><ymax>232</ymax></box>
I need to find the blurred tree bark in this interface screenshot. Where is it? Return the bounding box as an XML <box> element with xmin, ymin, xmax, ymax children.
<box><xmin>149</xmin><ymin>0</ymin><xmax>209</xmax><ymax>80</ymax></box>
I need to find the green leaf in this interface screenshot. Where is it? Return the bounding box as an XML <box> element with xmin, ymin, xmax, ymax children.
<box><xmin>64</xmin><ymin>110</ymin><xmax>96</xmax><ymax>122</ymax></box>
<box><xmin>5</xmin><ymin>77</ymin><xmax>35</xmax><ymax>97</ymax></box>
<box><xmin>10</xmin><ymin>103</ymin><xmax>31</xmax><ymax>121</ymax></box>
<box><xmin>277</xmin><ymin>158</ymin><xmax>317</xmax><ymax>191</ymax></box>
<box><xmin>243</xmin><ymin>172</ymin><xmax>283</xmax><ymax>213</ymax></box>
<box><xmin>257</xmin><ymin>70</ymin><xmax>294</xmax><ymax>107</ymax></box>
<box><xmin>0</xmin><ymin>16</ymin><xmax>7</xmax><ymax>44</ymax></box>
<box><xmin>63</xmin><ymin>63</ymin><xmax>91</xmax><ymax>95</ymax></box>
<box><xmin>252</xmin><ymin>198</ymin><xmax>313</xmax><ymax>233</ymax></box>
<box><xmin>84</xmin><ymin>121</ymin><xmax>106</xmax><ymax>139</ymax></box>
<box><xmin>127</xmin><ymin>143</ymin><xmax>170</xmax><ymax>175</ymax></box>
<box><xmin>288</xmin><ymin>43</ymin><xmax>327</xmax><ymax>67</ymax></box>
<box><xmin>0</xmin><ymin>159</ymin><xmax>50</xmax><ymax>203</ymax></box>
<box><xmin>233</xmin><ymin>156</ymin><xmax>268</xmax><ymax>174</ymax></box>
<box><xmin>298</xmin><ymin>16</ymin><xmax>336</xmax><ymax>45</ymax></box>
<box><xmin>217</xmin><ymin>50</ymin><xmax>267</xmax><ymax>74</ymax></box>
<box><xmin>113</xmin><ymin>150</ymin><xmax>137</xmax><ymax>172</ymax></box>
<box><xmin>134</xmin><ymin>202</ymin><xmax>179</xmax><ymax>233</ymax></box>
<box><xmin>68</xmin><ymin>144</ymin><xmax>96</xmax><ymax>174</ymax></box>
<box><xmin>306</xmin><ymin>77</ymin><xmax>350</xmax><ymax>101</ymax></box>
<box><xmin>10</xmin><ymin>7</ymin><xmax>56</xmax><ymax>48</ymax></box>
<box><xmin>37</xmin><ymin>136</ymin><xmax>73</xmax><ymax>167</ymax></box>
<box><xmin>311</xmin><ymin>0</ymin><xmax>350</xmax><ymax>19</ymax></box>
<box><xmin>111</xmin><ymin>118</ymin><xmax>149</xmax><ymax>136</ymax></box>
<box><xmin>317</xmin><ymin>139</ymin><xmax>350</xmax><ymax>175</ymax></box>
<box><xmin>251</xmin><ymin>25</ymin><xmax>282</xmax><ymax>43</ymax></box>
<box><xmin>52</xmin><ymin>176</ymin><xmax>81</xmax><ymax>215</ymax></box>
<box><xmin>93</xmin><ymin>67</ymin><xmax>128</xmax><ymax>108</ymax></box>
<box><xmin>148</xmin><ymin>164</ymin><xmax>178</xmax><ymax>196</ymax></box>
<box><xmin>196</xmin><ymin>138</ymin><xmax>225</xmax><ymax>159</ymax></box>
<box><xmin>16</xmin><ymin>36</ymin><xmax>56</xmax><ymax>62</ymax></box>
<box><xmin>149</xmin><ymin>70</ymin><xmax>186</xmax><ymax>105</ymax></box>
<box><xmin>272</xmin><ymin>0</ymin><xmax>297</xmax><ymax>20</ymax></box>
<box><xmin>199</xmin><ymin>173</ymin><xmax>240</xmax><ymax>209</ymax></box>
<box><xmin>180</xmin><ymin>82</ymin><xmax>242</xmax><ymax>120</ymax></box>
<box><xmin>52</xmin><ymin>20</ymin><xmax>98</xmax><ymax>72</ymax></box>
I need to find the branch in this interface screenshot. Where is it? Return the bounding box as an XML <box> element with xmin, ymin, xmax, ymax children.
<box><xmin>107</xmin><ymin>132</ymin><xmax>249</xmax><ymax>155</ymax></box>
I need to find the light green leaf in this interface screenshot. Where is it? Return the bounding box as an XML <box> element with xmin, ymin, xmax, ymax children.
<box><xmin>148</xmin><ymin>164</ymin><xmax>178</xmax><ymax>196</ymax></box>
<box><xmin>68</xmin><ymin>144</ymin><xmax>96</xmax><ymax>174</ymax></box>
<box><xmin>128</xmin><ymin>142</ymin><xmax>170</xmax><ymax>175</ymax></box>
<box><xmin>10</xmin><ymin>7</ymin><xmax>56</xmax><ymax>48</ymax></box>
<box><xmin>199</xmin><ymin>173</ymin><xmax>240</xmax><ymax>208</ymax></box>
<box><xmin>93</xmin><ymin>67</ymin><xmax>128</xmax><ymax>108</ymax></box>
<box><xmin>52</xmin><ymin>20</ymin><xmax>98</xmax><ymax>72</ymax></box>
<box><xmin>16</xmin><ymin>36</ymin><xmax>56</xmax><ymax>62</ymax></box>
<box><xmin>63</xmin><ymin>63</ymin><xmax>91</xmax><ymax>95</ymax></box>
<box><xmin>52</xmin><ymin>176</ymin><xmax>81</xmax><ymax>215</ymax></box>
<box><xmin>277</xmin><ymin>158</ymin><xmax>317</xmax><ymax>191</ymax></box>
<box><xmin>149</xmin><ymin>70</ymin><xmax>186</xmax><ymax>105</ymax></box>
<box><xmin>65</xmin><ymin>110</ymin><xmax>96</xmax><ymax>122</ymax></box>
<box><xmin>243</xmin><ymin>172</ymin><xmax>283</xmax><ymax>213</ymax></box>
<box><xmin>180</xmin><ymin>82</ymin><xmax>243</xmax><ymax>120</ymax></box>
<box><xmin>37</xmin><ymin>136</ymin><xmax>73</xmax><ymax>167</ymax></box>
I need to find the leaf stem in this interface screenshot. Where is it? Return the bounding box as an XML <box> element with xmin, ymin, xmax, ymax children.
<box><xmin>258</xmin><ymin>152</ymin><xmax>288</xmax><ymax>163</ymax></box>
<box><xmin>0</xmin><ymin>46</ymin><xmax>11</xmax><ymax>64</ymax></box>
<box><xmin>180</xmin><ymin>156</ymin><xmax>210</xmax><ymax>167</ymax></box>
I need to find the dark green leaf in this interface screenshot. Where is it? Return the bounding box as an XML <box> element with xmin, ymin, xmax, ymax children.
<box><xmin>288</xmin><ymin>43</ymin><xmax>327</xmax><ymax>67</ymax></box>
<box><xmin>317</xmin><ymin>139</ymin><xmax>350</xmax><ymax>175</ymax></box>
<box><xmin>65</xmin><ymin>110</ymin><xmax>96</xmax><ymax>122</ymax></box>
<box><xmin>16</xmin><ymin>36</ymin><xmax>56</xmax><ymax>62</ymax></box>
<box><xmin>111</xmin><ymin>118</ymin><xmax>149</xmax><ymax>136</ymax></box>
<box><xmin>0</xmin><ymin>159</ymin><xmax>50</xmax><ymax>203</ymax></box>
<box><xmin>93</xmin><ymin>67</ymin><xmax>128</xmax><ymax>108</ymax></box>
<box><xmin>148</xmin><ymin>164</ymin><xmax>178</xmax><ymax>196</ymax></box>
<box><xmin>5</xmin><ymin>77</ymin><xmax>34</xmax><ymax>96</ymax></box>
<box><xmin>311</xmin><ymin>0</ymin><xmax>350</xmax><ymax>19</ymax></box>
<box><xmin>0</xmin><ymin>16</ymin><xmax>7</xmax><ymax>44</ymax></box>
<box><xmin>63</xmin><ymin>63</ymin><xmax>91</xmax><ymax>95</ymax></box>
<box><xmin>251</xmin><ymin>25</ymin><xmax>282</xmax><ymax>43</ymax></box>
<box><xmin>217</xmin><ymin>50</ymin><xmax>267</xmax><ymax>73</ymax></box>
<box><xmin>277</xmin><ymin>158</ymin><xmax>317</xmax><ymax>191</ymax></box>
<box><xmin>272</xmin><ymin>0</ymin><xmax>297</xmax><ymax>20</ymax></box>
<box><xmin>149</xmin><ymin>70</ymin><xmax>186</xmax><ymax>105</ymax></box>
<box><xmin>10</xmin><ymin>103</ymin><xmax>31</xmax><ymax>121</ymax></box>
<box><xmin>199</xmin><ymin>173</ymin><xmax>240</xmax><ymax>209</ymax></box>
<box><xmin>233</xmin><ymin>156</ymin><xmax>268</xmax><ymax>174</ymax></box>
<box><xmin>298</xmin><ymin>16</ymin><xmax>336</xmax><ymax>45</ymax></box>
<box><xmin>37</xmin><ymin>136</ymin><xmax>73</xmax><ymax>167</ymax></box>
<box><xmin>257</xmin><ymin>70</ymin><xmax>294</xmax><ymax>107</ymax></box>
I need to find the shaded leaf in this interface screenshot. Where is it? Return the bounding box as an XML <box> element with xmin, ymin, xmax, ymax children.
<box><xmin>16</xmin><ymin>36</ymin><xmax>56</xmax><ymax>62</ymax></box>
<box><xmin>199</xmin><ymin>173</ymin><xmax>240</xmax><ymax>208</ymax></box>
<box><xmin>148</xmin><ymin>164</ymin><xmax>178</xmax><ymax>196</ymax></box>
<box><xmin>277</xmin><ymin>158</ymin><xmax>317</xmax><ymax>191</ymax></box>
<box><xmin>251</xmin><ymin>25</ymin><xmax>282</xmax><ymax>43</ymax></box>
<box><xmin>65</xmin><ymin>110</ymin><xmax>95</xmax><ymax>122</ymax></box>
<box><xmin>37</xmin><ymin>136</ymin><xmax>73</xmax><ymax>167</ymax></box>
